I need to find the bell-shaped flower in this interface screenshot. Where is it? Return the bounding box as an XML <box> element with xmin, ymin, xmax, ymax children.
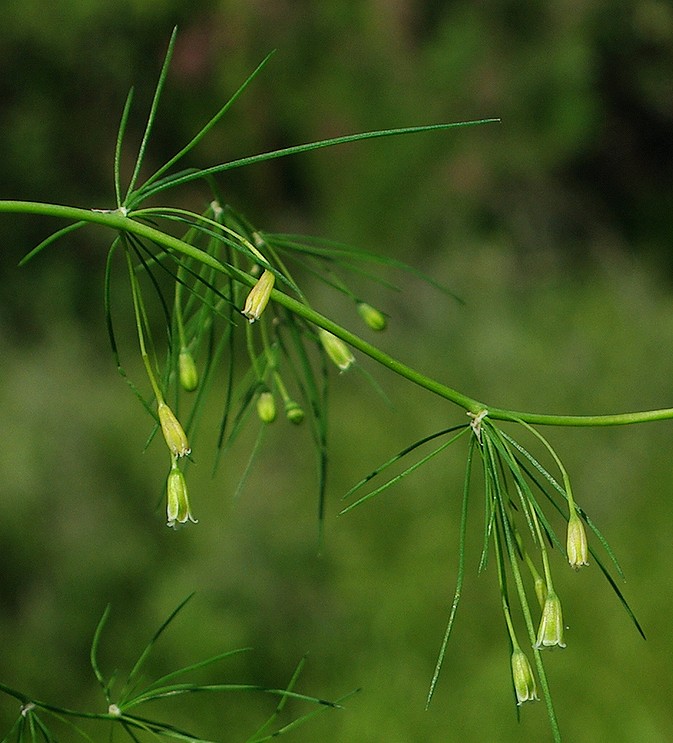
<box><xmin>535</xmin><ymin>590</ymin><xmax>566</xmax><ymax>649</ymax></box>
<box><xmin>510</xmin><ymin>648</ymin><xmax>539</xmax><ymax>705</ymax></box>
<box><xmin>566</xmin><ymin>511</ymin><xmax>589</xmax><ymax>569</ymax></box>
<box><xmin>166</xmin><ymin>461</ymin><xmax>197</xmax><ymax>528</ymax></box>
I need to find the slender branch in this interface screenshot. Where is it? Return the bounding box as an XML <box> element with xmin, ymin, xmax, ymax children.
<box><xmin>3</xmin><ymin>199</ymin><xmax>673</xmax><ymax>427</ymax></box>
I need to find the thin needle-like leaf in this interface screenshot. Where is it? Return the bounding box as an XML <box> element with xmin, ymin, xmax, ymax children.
<box><xmin>124</xmin><ymin>683</ymin><xmax>339</xmax><ymax>710</ymax></box>
<box><xmin>343</xmin><ymin>424</ymin><xmax>467</xmax><ymax>501</ymax></box>
<box><xmin>138</xmin><ymin>51</ymin><xmax>276</xmax><ymax>194</ymax></box>
<box><xmin>284</xmin><ymin>316</ymin><xmax>329</xmax><ymax>545</ymax></box>
<box><xmin>132</xmin><ymin>119</ymin><xmax>500</xmax><ymax>204</ymax></box>
<box><xmin>477</xmin><ymin>436</ymin><xmax>496</xmax><ymax>573</ymax></box>
<box><xmin>127</xmin><ymin>235</ymin><xmax>173</xmax><ymax>335</ymax></box>
<box><xmin>114</xmin><ymin>87</ymin><xmax>135</xmax><ymax>207</ymax></box>
<box><xmin>486</xmin><ymin>425</ymin><xmax>544</xmax><ymax>544</ymax></box>
<box><xmin>124</xmin><ymin>27</ymin><xmax>178</xmax><ymax>203</ymax></box>
<box><xmin>105</xmin><ymin>239</ymin><xmax>164</xmax><ymax>419</ymax></box>
<box><xmin>590</xmin><ymin>549</ymin><xmax>646</xmax><ymax>639</ymax></box>
<box><xmin>18</xmin><ymin>221</ymin><xmax>87</xmax><ymax>266</ymax></box>
<box><xmin>90</xmin><ymin>604</ymin><xmax>112</xmax><ymax>700</ymax></box>
<box><xmin>426</xmin><ymin>436</ymin><xmax>475</xmax><ymax>707</ymax></box>
<box><xmin>136</xmin><ymin>648</ymin><xmax>252</xmax><ymax>696</ymax></box>
<box><xmin>213</xmin><ymin>290</ymin><xmax>238</xmax><ymax>464</ymax></box>
<box><xmin>246</xmin><ymin>655</ymin><xmax>307</xmax><ymax>742</ymax></box>
<box><xmin>118</xmin><ymin>594</ymin><xmax>195</xmax><ymax>704</ymax></box>
<box><xmin>232</xmin><ymin>424</ymin><xmax>267</xmax><ymax>500</ymax></box>
<box><xmin>340</xmin><ymin>428</ymin><xmax>469</xmax><ymax>514</ymax></box>
<box><xmin>247</xmin><ymin>689</ymin><xmax>359</xmax><ymax>742</ymax></box>
<box><xmin>267</xmin><ymin>233</ymin><xmax>461</xmax><ymax>301</ymax></box>
<box><xmin>118</xmin><ymin>713</ymin><xmax>207</xmax><ymax>741</ymax></box>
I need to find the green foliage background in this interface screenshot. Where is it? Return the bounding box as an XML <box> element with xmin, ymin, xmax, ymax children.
<box><xmin>1</xmin><ymin>2</ymin><xmax>673</xmax><ymax>741</ymax></box>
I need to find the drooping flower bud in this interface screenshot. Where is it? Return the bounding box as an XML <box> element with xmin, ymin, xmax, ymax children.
<box><xmin>179</xmin><ymin>347</ymin><xmax>199</xmax><ymax>392</ymax></box>
<box><xmin>166</xmin><ymin>461</ymin><xmax>197</xmax><ymax>528</ymax></box>
<box><xmin>357</xmin><ymin>302</ymin><xmax>387</xmax><ymax>331</ymax></box>
<box><xmin>242</xmin><ymin>269</ymin><xmax>275</xmax><ymax>323</ymax></box>
<box><xmin>158</xmin><ymin>402</ymin><xmax>191</xmax><ymax>457</ymax></box>
<box><xmin>510</xmin><ymin>648</ymin><xmax>539</xmax><ymax>705</ymax></box>
<box><xmin>318</xmin><ymin>328</ymin><xmax>355</xmax><ymax>371</ymax></box>
<box><xmin>535</xmin><ymin>590</ymin><xmax>566</xmax><ymax>649</ymax></box>
<box><xmin>256</xmin><ymin>391</ymin><xmax>277</xmax><ymax>423</ymax></box>
<box><xmin>566</xmin><ymin>511</ymin><xmax>589</xmax><ymax>569</ymax></box>
<box><xmin>284</xmin><ymin>399</ymin><xmax>305</xmax><ymax>425</ymax></box>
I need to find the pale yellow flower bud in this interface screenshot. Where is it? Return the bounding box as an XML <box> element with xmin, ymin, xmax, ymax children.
<box><xmin>510</xmin><ymin>648</ymin><xmax>539</xmax><ymax>705</ymax></box>
<box><xmin>256</xmin><ymin>391</ymin><xmax>276</xmax><ymax>423</ymax></box>
<box><xmin>567</xmin><ymin>511</ymin><xmax>589</xmax><ymax>569</ymax></box>
<box><xmin>242</xmin><ymin>269</ymin><xmax>275</xmax><ymax>322</ymax></box>
<box><xmin>318</xmin><ymin>328</ymin><xmax>355</xmax><ymax>371</ymax></box>
<box><xmin>179</xmin><ymin>348</ymin><xmax>199</xmax><ymax>392</ymax></box>
<box><xmin>158</xmin><ymin>402</ymin><xmax>191</xmax><ymax>457</ymax></box>
<box><xmin>357</xmin><ymin>302</ymin><xmax>387</xmax><ymax>331</ymax></box>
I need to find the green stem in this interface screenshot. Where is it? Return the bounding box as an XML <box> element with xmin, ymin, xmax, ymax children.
<box><xmin>125</xmin><ymin>245</ymin><xmax>164</xmax><ymax>403</ymax></box>
<box><xmin>5</xmin><ymin>200</ymin><xmax>673</xmax><ymax>428</ymax></box>
<box><xmin>530</xmin><ymin>505</ymin><xmax>555</xmax><ymax>592</ymax></box>
<box><xmin>516</xmin><ymin>419</ymin><xmax>577</xmax><ymax>515</ymax></box>
<box><xmin>273</xmin><ymin>370</ymin><xmax>291</xmax><ymax>404</ymax></box>
<box><xmin>174</xmin><ymin>266</ymin><xmax>189</xmax><ymax>351</ymax></box>
<box><xmin>493</xmin><ymin>515</ymin><xmax>519</xmax><ymax>649</ymax></box>
<box><xmin>245</xmin><ymin>320</ymin><xmax>263</xmax><ymax>381</ymax></box>
<box><xmin>0</xmin><ymin>681</ymin><xmax>120</xmax><ymax>722</ymax></box>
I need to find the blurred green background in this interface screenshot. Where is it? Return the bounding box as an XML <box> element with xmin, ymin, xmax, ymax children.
<box><xmin>1</xmin><ymin>1</ymin><xmax>673</xmax><ymax>741</ymax></box>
